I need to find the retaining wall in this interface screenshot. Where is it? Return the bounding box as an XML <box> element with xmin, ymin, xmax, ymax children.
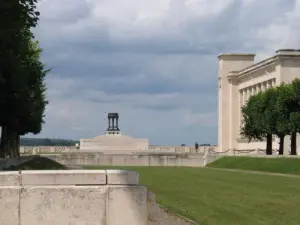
<box><xmin>19</xmin><ymin>145</ymin><xmax>217</xmax><ymax>154</ymax></box>
<box><xmin>45</xmin><ymin>153</ymin><xmax>220</xmax><ymax>167</ymax></box>
<box><xmin>0</xmin><ymin>170</ymin><xmax>147</xmax><ymax>225</ymax></box>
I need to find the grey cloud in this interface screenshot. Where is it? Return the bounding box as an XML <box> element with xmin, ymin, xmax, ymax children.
<box><xmin>37</xmin><ymin>0</ymin><xmax>295</xmax><ymax>56</ymax></box>
<box><xmin>29</xmin><ymin>0</ymin><xmax>299</xmax><ymax>144</ymax></box>
<box><xmin>43</xmin><ymin>50</ymin><xmax>218</xmax><ymax>97</ymax></box>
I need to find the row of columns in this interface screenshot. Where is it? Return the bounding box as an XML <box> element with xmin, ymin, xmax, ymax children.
<box><xmin>239</xmin><ymin>78</ymin><xmax>276</xmax><ymax>106</ymax></box>
<box><xmin>238</xmin><ymin>78</ymin><xmax>276</xmax><ymax>129</ymax></box>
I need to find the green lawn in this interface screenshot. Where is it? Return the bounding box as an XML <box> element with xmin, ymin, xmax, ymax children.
<box><xmin>85</xmin><ymin>165</ymin><xmax>300</xmax><ymax>225</ymax></box>
<box><xmin>207</xmin><ymin>156</ymin><xmax>300</xmax><ymax>175</ymax></box>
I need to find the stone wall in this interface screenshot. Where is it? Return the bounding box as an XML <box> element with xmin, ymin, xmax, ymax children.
<box><xmin>19</xmin><ymin>145</ymin><xmax>218</xmax><ymax>154</ymax></box>
<box><xmin>45</xmin><ymin>153</ymin><xmax>220</xmax><ymax>167</ymax></box>
<box><xmin>20</xmin><ymin>145</ymin><xmax>300</xmax><ymax>157</ymax></box>
<box><xmin>0</xmin><ymin>170</ymin><xmax>147</xmax><ymax>225</ymax></box>
<box><xmin>80</xmin><ymin>134</ymin><xmax>149</xmax><ymax>151</ymax></box>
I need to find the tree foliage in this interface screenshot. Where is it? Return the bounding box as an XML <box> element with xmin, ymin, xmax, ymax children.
<box><xmin>0</xmin><ymin>0</ymin><xmax>48</xmax><ymax>158</ymax></box>
<box><xmin>241</xmin><ymin>79</ymin><xmax>300</xmax><ymax>155</ymax></box>
<box><xmin>241</xmin><ymin>91</ymin><xmax>274</xmax><ymax>155</ymax></box>
<box><xmin>241</xmin><ymin>93</ymin><xmax>264</xmax><ymax>141</ymax></box>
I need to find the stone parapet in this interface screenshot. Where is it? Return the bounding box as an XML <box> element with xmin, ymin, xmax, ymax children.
<box><xmin>0</xmin><ymin>170</ymin><xmax>147</xmax><ymax>225</ymax></box>
<box><xmin>19</xmin><ymin>145</ymin><xmax>218</xmax><ymax>154</ymax></box>
<box><xmin>46</xmin><ymin>153</ymin><xmax>209</xmax><ymax>167</ymax></box>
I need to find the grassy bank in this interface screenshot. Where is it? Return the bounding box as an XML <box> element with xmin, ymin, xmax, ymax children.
<box><xmin>207</xmin><ymin>156</ymin><xmax>300</xmax><ymax>175</ymax></box>
<box><xmin>8</xmin><ymin>157</ymin><xmax>67</xmax><ymax>170</ymax></box>
<box><xmin>85</xmin><ymin>165</ymin><xmax>300</xmax><ymax>225</ymax></box>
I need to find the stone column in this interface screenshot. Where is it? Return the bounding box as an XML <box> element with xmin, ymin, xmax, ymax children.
<box><xmin>112</xmin><ymin>118</ymin><xmax>115</xmax><ymax>130</ymax></box>
<box><xmin>116</xmin><ymin>117</ymin><xmax>119</xmax><ymax>130</ymax></box>
<box><xmin>248</xmin><ymin>87</ymin><xmax>251</xmax><ymax>98</ymax></box>
<box><xmin>239</xmin><ymin>90</ymin><xmax>243</xmax><ymax>107</ymax></box>
<box><xmin>258</xmin><ymin>83</ymin><xmax>261</xmax><ymax>92</ymax></box>
<box><xmin>262</xmin><ymin>82</ymin><xmax>266</xmax><ymax>91</ymax></box>
<box><xmin>108</xmin><ymin>117</ymin><xmax>111</xmax><ymax>130</ymax></box>
<box><xmin>239</xmin><ymin>90</ymin><xmax>243</xmax><ymax>129</ymax></box>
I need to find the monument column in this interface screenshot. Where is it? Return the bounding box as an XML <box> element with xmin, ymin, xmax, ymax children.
<box><xmin>116</xmin><ymin>117</ymin><xmax>119</xmax><ymax>130</ymax></box>
<box><xmin>112</xmin><ymin>117</ymin><xmax>115</xmax><ymax>130</ymax></box>
<box><xmin>108</xmin><ymin>116</ymin><xmax>111</xmax><ymax>130</ymax></box>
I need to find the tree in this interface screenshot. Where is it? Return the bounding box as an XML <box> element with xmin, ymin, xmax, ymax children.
<box><xmin>275</xmin><ymin>83</ymin><xmax>294</xmax><ymax>154</ymax></box>
<box><xmin>11</xmin><ymin>40</ymin><xmax>48</xmax><ymax>157</ymax></box>
<box><xmin>260</xmin><ymin>88</ymin><xmax>279</xmax><ymax>155</ymax></box>
<box><xmin>0</xmin><ymin>0</ymin><xmax>43</xmax><ymax>158</ymax></box>
<box><xmin>2</xmin><ymin>39</ymin><xmax>48</xmax><ymax>158</ymax></box>
<box><xmin>240</xmin><ymin>93</ymin><xmax>266</xmax><ymax>147</ymax></box>
<box><xmin>289</xmin><ymin>78</ymin><xmax>300</xmax><ymax>155</ymax></box>
<box><xmin>242</xmin><ymin>80</ymin><xmax>300</xmax><ymax>156</ymax></box>
<box><xmin>240</xmin><ymin>89</ymin><xmax>277</xmax><ymax>155</ymax></box>
<box><xmin>276</xmin><ymin>79</ymin><xmax>300</xmax><ymax>155</ymax></box>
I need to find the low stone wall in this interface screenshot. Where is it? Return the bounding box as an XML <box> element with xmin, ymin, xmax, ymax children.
<box><xmin>20</xmin><ymin>146</ymin><xmax>78</xmax><ymax>154</ymax></box>
<box><xmin>209</xmin><ymin>148</ymin><xmax>300</xmax><ymax>156</ymax></box>
<box><xmin>0</xmin><ymin>170</ymin><xmax>147</xmax><ymax>225</ymax></box>
<box><xmin>22</xmin><ymin>145</ymin><xmax>300</xmax><ymax>156</ymax></box>
<box><xmin>45</xmin><ymin>153</ymin><xmax>220</xmax><ymax>167</ymax></box>
<box><xmin>19</xmin><ymin>145</ymin><xmax>218</xmax><ymax>154</ymax></box>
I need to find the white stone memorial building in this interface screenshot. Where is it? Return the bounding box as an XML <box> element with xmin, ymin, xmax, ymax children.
<box><xmin>218</xmin><ymin>49</ymin><xmax>300</xmax><ymax>152</ymax></box>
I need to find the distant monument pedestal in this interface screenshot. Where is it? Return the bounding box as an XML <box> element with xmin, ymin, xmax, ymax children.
<box><xmin>80</xmin><ymin>113</ymin><xmax>149</xmax><ymax>151</ymax></box>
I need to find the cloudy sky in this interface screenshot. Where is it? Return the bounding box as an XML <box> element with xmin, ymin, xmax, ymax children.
<box><xmin>29</xmin><ymin>0</ymin><xmax>300</xmax><ymax>145</ymax></box>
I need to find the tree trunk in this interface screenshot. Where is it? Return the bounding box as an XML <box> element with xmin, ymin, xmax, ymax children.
<box><xmin>9</xmin><ymin>131</ymin><xmax>20</xmax><ymax>158</ymax></box>
<box><xmin>15</xmin><ymin>134</ymin><xmax>20</xmax><ymax>157</ymax></box>
<box><xmin>0</xmin><ymin>125</ymin><xmax>10</xmax><ymax>158</ymax></box>
<box><xmin>266</xmin><ymin>134</ymin><xmax>273</xmax><ymax>155</ymax></box>
<box><xmin>0</xmin><ymin>126</ymin><xmax>4</xmax><ymax>158</ymax></box>
<box><xmin>290</xmin><ymin>132</ymin><xmax>297</xmax><ymax>155</ymax></box>
<box><xmin>7</xmin><ymin>127</ymin><xmax>14</xmax><ymax>158</ymax></box>
<box><xmin>11</xmin><ymin>133</ymin><xmax>16</xmax><ymax>157</ymax></box>
<box><xmin>278</xmin><ymin>134</ymin><xmax>285</xmax><ymax>155</ymax></box>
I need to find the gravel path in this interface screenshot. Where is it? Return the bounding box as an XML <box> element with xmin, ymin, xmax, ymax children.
<box><xmin>148</xmin><ymin>208</ymin><xmax>197</xmax><ymax>225</ymax></box>
<box><xmin>147</xmin><ymin>192</ymin><xmax>197</xmax><ymax>225</ymax></box>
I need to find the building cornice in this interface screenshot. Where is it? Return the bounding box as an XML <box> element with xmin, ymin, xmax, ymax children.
<box><xmin>218</xmin><ymin>53</ymin><xmax>255</xmax><ymax>59</ymax></box>
<box><xmin>227</xmin><ymin>49</ymin><xmax>300</xmax><ymax>81</ymax></box>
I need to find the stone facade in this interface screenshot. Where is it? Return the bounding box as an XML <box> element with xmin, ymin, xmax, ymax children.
<box><xmin>80</xmin><ymin>134</ymin><xmax>149</xmax><ymax>151</ymax></box>
<box><xmin>0</xmin><ymin>170</ymin><xmax>147</xmax><ymax>225</ymax></box>
<box><xmin>218</xmin><ymin>49</ymin><xmax>300</xmax><ymax>153</ymax></box>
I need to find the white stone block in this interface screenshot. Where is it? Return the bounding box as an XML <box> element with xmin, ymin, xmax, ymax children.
<box><xmin>20</xmin><ymin>186</ymin><xmax>107</xmax><ymax>225</ymax></box>
<box><xmin>0</xmin><ymin>187</ymin><xmax>20</xmax><ymax>225</ymax></box>
<box><xmin>21</xmin><ymin>170</ymin><xmax>106</xmax><ymax>185</ymax></box>
<box><xmin>0</xmin><ymin>171</ymin><xmax>20</xmax><ymax>186</ymax></box>
<box><xmin>106</xmin><ymin>170</ymin><xmax>139</xmax><ymax>185</ymax></box>
<box><xmin>106</xmin><ymin>185</ymin><xmax>147</xmax><ymax>225</ymax></box>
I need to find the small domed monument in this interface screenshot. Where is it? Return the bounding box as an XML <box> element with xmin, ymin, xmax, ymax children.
<box><xmin>80</xmin><ymin>113</ymin><xmax>149</xmax><ymax>151</ymax></box>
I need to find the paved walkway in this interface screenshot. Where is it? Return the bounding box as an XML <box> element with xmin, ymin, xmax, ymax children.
<box><xmin>204</xmin><ymin>167</ymin><xmax>300</xmax><ymax>178</ymax></box>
